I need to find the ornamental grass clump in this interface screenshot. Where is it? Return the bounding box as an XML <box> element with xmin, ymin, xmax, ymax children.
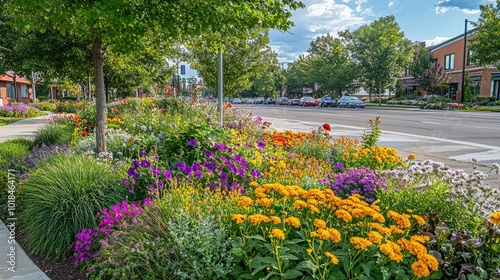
<box><xmin>230</xmin><ymin>182</ymin><xmax>438</xmax><ymax>279</ymax></box>
<box><xmin>321</xmin><ymin>166</ymin><xmax>386</xmax><ymax>203</ymax></box>
<box><xmin>19</xmin><ymin>154</ymin><xmax>128</xmax><ymax>260</ymax></box>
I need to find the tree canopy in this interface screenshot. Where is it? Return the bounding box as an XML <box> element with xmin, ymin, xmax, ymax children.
<box><xmin>469</xmin><ymin>0</ymin><xmax>500</xmax><ymax>68</ymax></box>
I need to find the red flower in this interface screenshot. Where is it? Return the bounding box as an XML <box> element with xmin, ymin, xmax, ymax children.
<box><xmin>322</xmin><ymin>123</ymin><xmax>331</xmax><ymax>132</ymax></box>
<box><xmin>82</xmin><ymin>131</ymin><xmax>89</xmax><ymax>136</ymax></box>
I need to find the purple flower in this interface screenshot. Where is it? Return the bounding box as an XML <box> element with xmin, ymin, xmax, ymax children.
<box><xmin>140</xmin><ymin>159</ymin><xmax>151</xmax><ymax>168</ymax></box>
<box><xmin>188</xmin><ymin>139</ymin><xmax>197</xmax><ymax>147</ymax></box>
<box><xmin>257</xmin><ymin>141</ymin><xmax>266</xmax><ymax>149</ymax></box>
<box><xmin>164</xmin><ymin>170</ymin><xmax>172</xmax><ymax>181</ymax></box>
<box><xmin>334</xmin><ymin>163</ymin><xmax>344</xmax><ymax>170</ymax></box>
<box><xmin>245</xmin><ymin>141</ymin><xmax>252</xmax><ymax>147</ymax></box>
<box><xmin>123</xmin><ymin>178</ymin><xmax>130</xmax><ymax>185</ymax></box>
<box><xmin>150</xmin><ymin>166</ymin><xmax>162</xmax><ymax>177</ymax></box>
<box><xmin>251</xmin><ymin>169</ymin><xmax>261</xmax><ymax>178</ymax></box>
<box><xmin>139</xmin><ymin>151</ymin><xmax>148</xmax><ymax>158</ymax></box>
<box><xmin>220</xmin><ymin>172</ymin><xmax>229</xmax><ymax>181</ymax></box>
<box><xmin>140</xmin><ymin>125</ymin><xmax>147</xmax><ymax>131</ymax></box>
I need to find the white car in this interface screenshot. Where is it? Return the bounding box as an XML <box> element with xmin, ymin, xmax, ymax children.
<box><xmin>337</xmin><ymin>96</ymin><xmax>365</xmax><ymax>108</ymax></box>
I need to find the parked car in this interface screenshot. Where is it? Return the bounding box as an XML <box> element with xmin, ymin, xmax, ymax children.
<box><xmin>276</xmin><ymin>97</ymin><xmax>288</xmax><ymax>105</ymax></box>
<box><xmin>337</xmin><ymin>96</ymin><xmax>365</xmax><ymax>108</ymax></box>
<box><xmin>318</xmin><ymin>96</ymin><xmax>337</xmax><ymax>107</ymax></box>
<box><xmin>299</xmin><ymin>96</ymin><xmax>317</xmax><ymax>106</ymax></box>
<box><xmin>231</xmin><ymin>98</ymin><xmax>242</xmax><ymax>104</ymax></box>
<box><xmin>287</xmin><ymin>98</ymin><xmax>300</xmax><ymax>105</ymax></box>
<box><xmin>264</xmin><ymin>97</ymin><xmax>276</xmax><ymax>104</ymax></box>
<box><xmin>254</xmin><ymin>97</ymin><xmax>265</xmax><ymax>104</ymax></box>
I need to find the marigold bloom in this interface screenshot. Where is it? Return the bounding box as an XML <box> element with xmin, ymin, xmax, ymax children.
<box><xmin>270</xmin><ymin>216</ymin><xmax>281</xmax><ymax>224</ymax></box>
<box><xmin>489</xmin><ymin>211</ymin><xmax>500</xmax><ymax>224</ymax></box>
<box><xmin>314</xmin><ymin>219</ymin><xmax>327</xmax><ymax>229</ymax></box>
<box><xmin>309</xmin><ymin>205</ymin><xmax>320</xmax><ymax>214</ymax></box>
<box><xmin>293</xmin><ymin>200</ymin><xmax>308</xmax><ymax>210</ymax></box>
<box><xmin>419</xmin><ymin>254</ymin><xmax>439</xmax><ymax>271</ymax></box>
<box><xmin>248</xmin><ymin>214</ymin><xmax>271</xmax><ymax>226</ymax></box>
<box><xmin>407</xmin><ymin>154</ymin><xmax>417</xmax><ymax>161</ymax></box>
<box><xmin>306</xmin><ymin>248</ymin><xmax>313</xmax><ymax>254</ymax></box>
<box><xmin>327</xmin><ymin>228</ymin><xmax>341</xmax><ymax>242</ymax></box>
<box><xmin>271</xmin><ymin>228</ymin><xmax>286</xmax><ymax>240</ymax></box>
<box><xmin>389</xmin><ymin>225</ymin><xmax>405</xmax><ymax>235</ymax></box>
<box><xmin>410</xmin><ymin>235</ymin><xmax>431</xmax><ymax>244</ymax></box>
<box><xmin>256</xmin><ymin>197</ymin><xmax>274</xmax><ymax>208</ymax></box>
<box><xmin>231</xmin><ymin>214</ymin><xmax>246</xmax><ymax>224</ymax></box>
<box><xmin>237</xmin><ymin>196</ymin><xmax>253</xmax><ymax>207</ymax></box>
<box><xmin>249</xmin><ymin>181</ymin><xmax>259</xmax><ymax>188</ymax></box>
<box><xmin>335</xmin><ymin>209</ymin><xmax>353</xmax><ymax>223</ymax></box>
<box><xmin>412</xmin><ymin>214</ymin><xmax>426</xmax><ymax>226</ymax></box>
<box><xmin>350</xmin><ymin>237</ymin><xmax>373</xmax><ymax>250</ymax></box>
<box><xmin>379</xmin><ymin>241</ymin><xmax>403</xmax><ymax>263</ymax></box>
<box><xmin>284</xmin><ymin>217</ymin><xmax>301</xmax><ymax>228</ymax></box>
<box><xmin>368</xmin><ymin>231</ymin><xmax>383</xmax><ymax>244</ymax></box>
<box><xmin>324</xmin><ymin>252</ymin><xmax>339</xmax><ymax>265</ymax></box>
<box><xmin>411</xmin><ymin>260</ymin><xmax>431</xmax><ymax>277</ymax></box>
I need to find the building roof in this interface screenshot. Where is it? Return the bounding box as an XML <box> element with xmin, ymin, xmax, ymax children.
<box><xmin>0</xmin><ymin>71</ymin><xmax>32</xmax><ymax>85</ymax></box>
<box><xmin>427</xmin><ymin>27</ymin><xmax>478</xmax><ymax>52</ymax></box>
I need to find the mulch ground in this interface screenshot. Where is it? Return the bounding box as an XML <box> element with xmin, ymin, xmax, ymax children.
<box><xmin>17</xmin><ymin>229</ymin><xmax>87</xmax><ymax>280</ymax></box>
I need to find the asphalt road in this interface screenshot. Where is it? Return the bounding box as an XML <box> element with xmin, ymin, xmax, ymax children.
<box><xmin>242</xmin><ymin>104</ymin><xmax>500</xmax><ymax>188</ymax></box>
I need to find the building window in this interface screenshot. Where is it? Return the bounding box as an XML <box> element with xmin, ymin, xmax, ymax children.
<box><xmin>467</xmin><ymin>49</ymin><xmax>474</xmax><ymax>66</ymax></box>
<box><xmin>21</xmin><ymin>84</ymin><xmax>29</xmax><ymax>98</ymax></box>
<box><xmin>6</xmin><ymin>83</ymin><xmax>15</xmax><ymax>98</ymax></box>
<box><xmin>492</xmin><ymin>80</ymin><xmax>500</xmax><ymax>100</ymax></box>
<box><xmin>444</xmin><ymin>54</ymin><xmax>454</xmax><ymax>70</ymax></box>
<box><xmin>404</xmin><ymin>68</ymin><xmax>411</xmax><ymax>76</ymax></box>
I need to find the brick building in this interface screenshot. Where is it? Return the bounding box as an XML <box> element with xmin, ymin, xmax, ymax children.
<box><xmin>0</xmin><ymin>71</ymin><xmax>33</xmax><ymax>107</ymax></box>
<box><xmin>401</xmin><ymin>28</ymin><xmax>500</xmax><ymax>101</ymax></box>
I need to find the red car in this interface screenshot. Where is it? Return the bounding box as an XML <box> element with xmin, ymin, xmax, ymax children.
<box><xmin>299</xmin><ymin>96</ymin><xmax>317</xmax><ymax>106</ymax></box>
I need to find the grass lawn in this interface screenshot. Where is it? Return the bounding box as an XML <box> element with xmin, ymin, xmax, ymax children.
<box><xmin>365</xmin><ymin>103</ymin><xmax>421</xmax><ymax>109</ymax></box>
<box><xmin>476</xmin><ymin>106</ymin><xmax>500</xmax><ymax>112</ymax></box>
<box><xmin>0</xmin><ymin>117</ymin><xmax>23</xmax><ymax>126</ymax></box>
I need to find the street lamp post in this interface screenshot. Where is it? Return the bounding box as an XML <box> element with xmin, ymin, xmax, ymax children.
<box><xmin>280</xmin><ymin>62</ymin><xmax>290</xmax><ymax>97</ymax></box>
<box><xmin>461</xmin><ymin>19</ymin><xmax>472</xmax><ymax>103</ymax></box>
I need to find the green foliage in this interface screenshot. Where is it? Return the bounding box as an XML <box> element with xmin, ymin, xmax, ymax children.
<box><xmin>34</xmin><ymin>102</ymin><xmax>57</xmax><ymax>112</ymax></box>
<box><xmin>0</xmin><ymin>117</ymin><xmax>22</xmax><ymax>126</ymax></box>
<box><xmin>33</xmin><ymin>123</ymin><xmax>74</xmax><ymax>147</ymax></box>
<box><xmin>19</xmin><ymin>154</ymin><xmax>127</xmax><ymax>260</ymax></box>
<box><xmin>361</xmin><ymin>116</ymin><xmax>381</xmax><ymax>148</ymax></box>
<box><xmin>55</xmin><ymin>101</ymin><xmax>79</xmax><ymax>113</ymax></box>
<box><xmin>469</xmin><ymin>1</ymin><xmax>500</xmax><ymax>68</ymax></box>
<box><xmin>0</xmin><ymin>138</ymin><xmax>33</xmax><ymax>167</ymax></box>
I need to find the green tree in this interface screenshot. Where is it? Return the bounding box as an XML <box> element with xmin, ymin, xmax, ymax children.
<box><xmin>286</xmin><ymin>56</ymin><xmax>314</xmax><ymax>90</ymax></box>
<box><xmin>409</xmin><ymin>43</ymin><xmax>433</xmax><ymax>79</ymax></box>
<box><xmin>189</xmin><ymin>30</ymin><xmax>277</xmax><ymax>97</ymax></box>
<box><xmin>415</xmin><ymin>62</ymin><xmax>449</xmax><ymax>95</ymax></box>
<box><xmin>7</xmin><ymin>0</ymin><xmax>304</xmax><ymax>152</ymax></box>
<box><xmin>469</xmin><ymin>0</ymin><xmax>500</xmax><ymax>68</ymax></box>
<box><xmin>340</xmin><ymin>16</ymin><xmax>413</xmax><ymax>103</ymax></box>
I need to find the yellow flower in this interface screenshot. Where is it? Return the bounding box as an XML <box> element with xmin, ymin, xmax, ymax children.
<box><xmin>419</xmin><ymin>254</ymin><xmax>439</xmax><ymax>271</ymax></box>
<box><xmin>306</xmin><ymin>248</ymin><xmax>313</xmax><ymax>254</ymax></box>
<box><xmin>309</xmin><ymin>205</ymin><xmax>320</xmax><ymax>214</ymax></box>
<box><xmin>389</xmin><ymin>225</ymin><xmax>405</xmax><ymax>235</ymax></box>
<box><xmin>335</xmin><ymin>209</ymin><xmax>353</xmax><ymax>223</ymax></box>
<box><xmin>284</xmin><ymin>217</ymin><xmax>301</xmax><ymax>228</ymax></box>
<box><xmin>248</xmin><ymin>214</ymin><xmax>271</xmax><ymax>226</ymax></box>
<box><xmin>368</xmin><ymin>231</ymin><xmax>383</xmax><ymax>244</ymax></box>
<box><xmin>379</xmin><ymin>241</ymin><xmax>403</xmax><ymax>263</ymax></box>
<box><xmin>231</xmin><ymin>214</ymin><xmax>246</xmax><ymax>224</ymax></box>
<box><xmin>271</xmin><ymin>228</ymin><xmax>286</xmax><ymax>240</ymax></box>
<box><xmin>324</xmin><ymin>252</ymin><xmax>339</xmax><ymax>265</ymax></box>
<box><xmin>489</xmin><ymin>211</ymin><xmax>500</xmax><ymax>224</ymax></box>
<box><xmin>350</xmin><ymin>237</ymin><xmax>373</xmax><ymax>250</ymax></box>
<box><xmin>249</xmin><ymin>181</ymin><xmax>259</xmax><ymax>187</ymax></box>
<box><xmin>293</xmin><ymin>199</ymin><xmax>308</xmax><ymax>210</ymax></box>
<box><xmin>412</xmin><ymin>214</ymin><xmax>426</xmax><ymax>226</ymax></box>
<box><xmin>270</xmin><ymin>216</ymin><xmax>281</xmax><ymax>224</ymax></box>
<box><xmin>407</xmin><ymin>154</ymin><xmax>417</xmax><ymax>161</ymax></box>
<box><xmin>326</xmin><ymin>228</ymin><xmax>341</xmax><ymax>242</ymax></box>
<box><xmin>314</xmin><ymin>219</ymin><xmax>327</xmax><ymax>229</ymax></box>
<box><xmin>237</xmin><ymin>196</ymin><xmax>253</xmax><ymax>207</ymax></box>
<box><xmin>411</xmin><ymin>260</ymin><xmax>431</xmax><ymax>278</ymax></box>
<box><xmin>410</xmin><ymin>235</ymin><xmax>431</xmax><ymax>244</ymax></box>
<box><xmin>256</xmin><ymin>197</ymin><xmax>274</xmax><ymax>208</ymax></box>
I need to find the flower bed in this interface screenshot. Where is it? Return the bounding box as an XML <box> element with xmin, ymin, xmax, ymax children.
<box><xmin>0</xmin><ymin>97</ymin><xmax>499</xmax><ymax>279</ymax></box>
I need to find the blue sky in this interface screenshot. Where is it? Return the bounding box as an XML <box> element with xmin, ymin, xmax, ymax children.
<box><xmin>270</xmin><ymin>0</ymin><xmax>494</xmax><ymax>63</ymax></box>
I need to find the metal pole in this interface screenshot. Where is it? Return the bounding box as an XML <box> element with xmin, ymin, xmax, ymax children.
<box><xmin>13</xmin><ymin>73</ymin><xmax>17</xmax><ymax>102</ymax></box>
<box><xmin>31</xmin><ymin>72</ymin><xmax>37</xmax><ymax>104</ymax></box>
<box><xmin>461</xmin><ymin>19</ymin><xmax>468</xmax><ymax>103</ymax></box>
<box><xmin>217</xmin><ymin>50</ymin><xmax>223</xmax><ymax>126</ymax></box>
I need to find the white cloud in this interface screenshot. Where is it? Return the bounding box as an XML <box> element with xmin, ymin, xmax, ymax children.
<box><xmin>434</xmin><ymin>0</ymin><xmax>492</xmax><ymax>14</ymax></box>
<box><xmin>388</xmin><ymin>1</ymin><xmax>394</xmax><ymax>7</ymax></box>
<box><xmin>306</xmin><ymin>1</ymin><xmax>367</xmax><ymax>33</ymax></box>
<box><xmin>425</xmin><ymin>36</ymin><xmax>451</xmax><ymax>47</ymax></box>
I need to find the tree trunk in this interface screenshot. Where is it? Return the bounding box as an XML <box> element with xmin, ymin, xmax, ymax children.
<box><xmin>92</xmin><ymin>37</ymin><xmax>107</xmax><ymax>153</ymax></box>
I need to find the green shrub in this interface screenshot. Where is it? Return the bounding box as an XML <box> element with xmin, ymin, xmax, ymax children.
<box><xmin>19</xmin><ymin>154</ymin><xmax>127</xmax><ymax>260</ymax></box>
<box><xmin>34</xmin><ymin>102</ymin><xmax>57</xmax><ymax>112</ymax></box>
<box><xmin>0</xmin><ymin>138</ymin><xmax>33</xmax><ymax>167</ymax></box>
<box><xmin>33</xmin><ymin>124</ymin><xmax>74</xmax><ymax>147</ymax></box>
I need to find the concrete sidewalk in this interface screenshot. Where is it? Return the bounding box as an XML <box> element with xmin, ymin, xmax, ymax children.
<box><xmin>1</xmin><ymin>114</ymin><xmax>52</xmax><ymax>280</ymax></box>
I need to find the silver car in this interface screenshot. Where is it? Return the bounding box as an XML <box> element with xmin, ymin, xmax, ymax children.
<box><xmin>337</xmin><ymin>96</ymin><xmax>365</xmax><ymax>108</ymax></box>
